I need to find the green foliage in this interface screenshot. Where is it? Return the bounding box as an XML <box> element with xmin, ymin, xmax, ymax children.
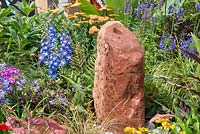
<box><xmin>174</xmin><ymin>101</ymin><xmax>200</xmax><ymax>134</ymax></box>
<box><xmin>79</xmin><ymin>0</ymin><xmax>100</xmax><ymax>15</ymax></box>
<box><xmin>192</xmin><ymin>33</ymin><xmax>200</xmax><ymax>54</ymax></box>
<box><xmin>0</xmin><ymin>4</ymin><xmax>48</xmax><ymax>70</ymax></box>
<box><xmin>105</xmin><ymin>0</ymin><xmax>137</xmax><ymax>12</ymax></box>
<box><xmin>12</xmin><ymin>0</ymin><xmax>35</xmax><ymax>16</ymax></box>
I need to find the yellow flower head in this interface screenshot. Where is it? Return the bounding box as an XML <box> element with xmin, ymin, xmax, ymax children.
<box><xmin>89</xmin><ymin>26</ymin><xmax>99</xmax><ymax>35</ymax></box>
<box><xmin>89</xmin><ymin>15</ymin><xmax>98</xmax><ymax>20</ymax></box>
<box><xmin>135</xmin><ymin>130</ymin><xmax>142</xmax><ymax>134</ymax></box>
<box><xmin>51</xmin><ymin>8</ymin><xmax>59</xmax><ymax>14</ymax></box>
<box><xmin>179</xmin><ymin>131</ymin><xmax>186</xmax><ymax>134</ymax></box>
<box><xmin>155</xmin><ymin>118</ymin><xmax>169</xmax><ymax>123</ymax></box>
<box><xmin>72</xmin><ymin>23</ymin><xmax>80</xmax><ymax>27</ymax></box>
<box><xmin>162</xmin><ymin>122</ymin><xmax>175</xmax><ymax>130</ymax></box>
<box><xmin>138</xmin><ymin>127</ymin><xmax>149</xmax><ymax>132</ymax></box>
<box><xmin>62</xmin><ymin>3</ymin><xmax>73</xmax><ymax>8</ymax></box>
<box><xmin>97</xmin><ymin>16</ymin><xmax>109</xmax><ymax>22</ymax></box>
<box><xmin>66</xmin><ymin>15</ymin><xmax>78</xmax><ymax>19</ymax></box>
<box><xmin>192</xmin><ymin>95</ymin><xmax>197</xmax><ymax>99</ymax></box>
<box><xmin>74</xmin><ymin>12</ymin><xmax>85</xmax><ymax>17</ymax></box>
<box><xmin>108</xmin><ymin>14</ymin><xmax>119</xmax><ymax>17</ymax></box>
<box><xmin>78</xmin><ymin>21</ymin><xmax>89</xmax><ymax>24</ymax></box>
<box><xmin>70</xmin><ymin>2</ymin><xmax>82</xmax><ymax>8</ymax></box>
<box><xmin>124</xmin><ymin>127</ymin><xmax>136</xmax><ymax>134</ymax></box>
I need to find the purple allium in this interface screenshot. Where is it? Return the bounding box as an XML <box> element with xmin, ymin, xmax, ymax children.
<box><xmin>159</xmin><ymin>35</ymin><xmax>176</xmax><ymax>51</ymax></box>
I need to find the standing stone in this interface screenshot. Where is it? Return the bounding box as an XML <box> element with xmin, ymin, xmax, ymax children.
<box><xmin>93</xmin><ymin>21</ymin><xmax>145</xmax><ymax>133</ymax></box>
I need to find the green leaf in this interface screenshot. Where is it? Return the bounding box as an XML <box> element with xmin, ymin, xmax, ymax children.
<box><xmin>191</xmin><ymin>33</ymin><xmax>200</xmax><ymax>54</ymax></box>
<box><xmin>78</xmin><ymin>0</ymin><xmax>100</xmax><ymax>15</ymax></box>
<box><xmin>0</xmin><ymin>8</ymin><xmax>11</xmax><ymax>20</ymax></box>
<box><xmin>105</xmin><ymin>0</ymin><xmax>125</xmax><ymax>11</ymax></box>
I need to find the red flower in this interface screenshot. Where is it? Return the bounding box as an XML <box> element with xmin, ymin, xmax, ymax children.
<box><xmin>0</xmin><ymin>123</ymin><xmax>9</xmax><ymax>131</ymax></box>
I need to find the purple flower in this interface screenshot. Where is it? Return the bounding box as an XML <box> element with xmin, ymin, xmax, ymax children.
<box><xmin>159</xmin><ymin>0</ymin><xmax>164</xmax><ymax>8</ymax></box>
<box><xmin>180</xmin><ymin>38</ymin><xmax>199</xmax><ymax>58</ymax></box>
<box><xmin>196</xmin><ymin>3</ymin><xmax>200</xmax><ymax>12</ymax></box>
<box><xmin>49</xmin><ymin>99</ymin><xmax>55</xmax><ymax>105</ymax></box>
<box><xmin>142</xmin><ymin>8</ymin><xmax>149</xmax><ymax>21</ymax></box>
<box><xmin>0</xmin><ymin>63</ymin><xmax>25</xmax><ymax>105</ymax></box>
<box><xmin>159</xmin><ymin>35</ymin><xmax>176</xmax><ymax>51</ymax></box>
<box><xmin>39</xmin><ymin>23</ymin><xmax>72</xmax><ymax>79</ymax></box>
<box><xmin>58</xmin><ymin>95</ymin><xmax>67</xmax><ymax>106</ymax></box>
<box><xmin>175</xmin><ymin>7</ymin><xmax>184</xmax><ymax>17</ymax></box>
<box><xmin>124</xmin><ymin>0</ymin><xmax>131</xmax><ymax>15</ymax></box>
<box><xmin>168</xmin><ymin>5</ymin><xmax>174</xmax><ymax>14</ymax></box>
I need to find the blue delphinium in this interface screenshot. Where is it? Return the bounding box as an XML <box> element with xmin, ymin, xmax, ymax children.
<box><xmin>39</xmin><ymin>24</ymin><xmax>57</xmax><ymax>65</ymax></box>
<box><xmin>39</xmin><ymin>23</ymin><xmax>72</xmax><ymax>79</ymax></box>
<box><xmin>60</xmin><ymin>31</ymin><xmax>73</xmax><ymax>66</ymax></box>
<box><xmin>159</xmin><ymin>35</ymin><xmax>176</xmax><ymax>51</ymax></box>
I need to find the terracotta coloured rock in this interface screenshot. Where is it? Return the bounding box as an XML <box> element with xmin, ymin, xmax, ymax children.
<box><xmin>93</xmin><ymin>21</ymin><xmax>145</xmax><ymax>133</ymax></box>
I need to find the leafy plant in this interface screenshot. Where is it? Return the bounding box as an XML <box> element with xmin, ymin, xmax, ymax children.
<box><xmin>78</xmin><ymin>0</ymin><xmax>100</xmax><ymax>15</ymax></box>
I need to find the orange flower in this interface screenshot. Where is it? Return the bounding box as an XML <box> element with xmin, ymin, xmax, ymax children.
<box><xmin>89</xmin><ymin>26</ymin><xmax>99</xmax><ymax>35</ymax></box>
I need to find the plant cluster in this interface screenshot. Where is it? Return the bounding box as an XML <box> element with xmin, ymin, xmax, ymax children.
<box><xmin>0</xmin><ymin>0</ymin><xmax>200</xmax><ymax>134</ymax></box>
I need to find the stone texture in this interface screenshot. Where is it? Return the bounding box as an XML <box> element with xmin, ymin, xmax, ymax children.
<box><xmin>93</xmin><ymin>21</ymin><xmax>145</xmax><ymax>133</ymax></box>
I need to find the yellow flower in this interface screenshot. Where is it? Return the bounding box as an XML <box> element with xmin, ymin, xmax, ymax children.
<box><xmin>89</xmin><ymin>26</ymin><xmax>99</xmax><ymax>35</ymax></box>
<box><xmin>70</xmin><ymin>2</ymin><xmax>82</xmax><ymax>8</ymax></box>
<box><xmin>135</xmin><ymin>130</ymin><xmax>142</xmax><ymax>134</ymax></box>
<box><xmin>66</xmin><ymin>15</ymin><xmax>78</xmax><ymax>19</ymax></box>
<box><xmin>99</xmin><ymin>7</ymin><xmax>112</xmax><ymax>11</ymax></box>
<box><xmin>72</xmin><ymin>23</ymin><xmax>80</xmax><ymax>27</ymax></box>
<box><xmin>138</xmin><ymin>127</ymin><xmax>149</xmax><ymax>132</ymax></box>
<box><xmin>89</xmin><ymin>15</ymin><xmax>98</xmax><ymax>20</ymax></box>
<box><xmin>78</xmin><ymin>21</ymin><xmax>89</xmax><ymax>24</ymax></box>
<box><xmin>192</xmin><ymin>95</ymin><xmax>197</xmax><ymax>99</ymax></box>
<box><xmin>51</xmin><ymin>8</ymin><xmax>59</xmax><ymax>14</ymax></box>
<box><xmin>108</xmin><ymin>14</ymin><xmax>119</xmax><ymax>17</ymax></box>
<box><xmin>161</xmin><ymin>122</ymin><xmax>175</xmax><ymax>130</ymax></box>
<box><xmin>155</xmin><ymin>118</ymin><xmax>169</xmax><ymax>123</ymax></box>
<box><xmin>97</xmin><ymin>16</ymin><xmax>109</xmax><ymax>22</ymax></box>
<box><xmin>124</xmin><ymin>127</ymin><xmax>136</xmax><ymax>134</ymax></box>
<box><xmin>179</xmin><ymin>131</ymin><xmax>186</xmax><ymax>134</ymax></box>
<box><xmin>74</xmin><ymin>12</ymin><xmax>85</xmax><ymax>17</ymax></box>
<box><xmin>62</xmin><ymin>3</ymin><xmax>73</xmax><ymax>8</ymax></box>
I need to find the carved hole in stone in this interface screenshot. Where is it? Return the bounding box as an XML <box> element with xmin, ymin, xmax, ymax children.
<box><xmin>113</xmin><ymin>28</ymin><xmax>122</xmax><ymax>34</ymax></box>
